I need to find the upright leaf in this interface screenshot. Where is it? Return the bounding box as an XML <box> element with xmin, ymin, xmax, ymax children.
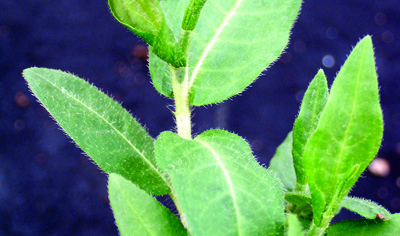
<box><xmin>150</xmin><ymin>0</ymin><xmax>302</xmax><ymax>105</ymax></box>
<box><xmin>292</xmin><ymin>69</ymin><xmax>329</xmax><ymax>191</ymax></box>
<box><xmin>23</xmin><ymin>68</ymin><xmax>169</xmax><ymax>195</ymax></box>
<box><xmin>269</xmin><ymin>131</ymin><xmax>296</xmax><ymax>191</ymax></box>
<box><xmin>302</xmin><ymin>36</ymin><xmax>383</xmax><ymax>226</ymax></box>
<box><xmin>341</xmin><ymin>197</ymin><xmax>391</xmax><ymax>220</ymax></box>
<box><xmin>108</xmin><ymin>173</ymin><xmax>187</xmax><ymax>236</ymax></box>
<box><xmin>326</xmin><ymin>213</ymin><xmax>400</xmax><ymax>236</ymax></box>
<box><xmin>108</xmin><ymin>0</ymin><xmax>186</xmax><ymax>68</ymax></box>
<box><xmin>156</xmin><ymin>130</ymin><xmax>285</xmax><ymax>235</ymax></box>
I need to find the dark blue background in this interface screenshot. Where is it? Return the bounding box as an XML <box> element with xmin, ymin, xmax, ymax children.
<box><xmin>1</xmin><ymin>0</ymin><xmax>400</xmax><ymax>235</ymax></box>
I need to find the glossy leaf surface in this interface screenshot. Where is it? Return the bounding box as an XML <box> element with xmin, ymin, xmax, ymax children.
<box><xmin>269</xmin><ymin>131</ymin><xmax>296</xmax><ymax>191</ymax></box>
<box><xmin>155</xmin><ymin>129</ymin><xmax>284</xmax><ymax>235</ymax></box>
<box><xmin>24</xmin><ymin>67</ymin><xmax>169</xmax><ymax>195</ymax></box>
<box><xmin>303</xmin><ymin>36</ymin><xmax>383</xmax><ymax>226</ymax></box>
<box><xmin>150</xmin><ymin>0</ymin><xmax>302</xmax><ymax>105</ymax></box>
<box><xmin>327</xmin><ymin>213</ymin><xmax>400</xmax><ymax>236</ymax></box>
<box><xmin>109</xmin><ymin>0</ymin><xmax>186</xmax><ymax>67</ymax></box>
<box><xmin>341</xmin><ymin>197</ymin><xmax>391</xmax><ymax>220</ymax></box>
<box><xmin>292</xmin><ymin>69</ymin><xmax>328</xmax><ymax>189</ymax></box>
<box><xmin>108</xmin><ymin>173</ymin><xmax>187</xmax><ymax>236</ymax></box>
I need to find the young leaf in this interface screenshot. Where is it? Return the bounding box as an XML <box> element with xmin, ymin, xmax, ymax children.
<box><xmin>23</xmin><ymin>67</ymin><xmax>169</xmax><ymax>195</ymax></box>
<box><xmin>303</xmin><ymin>36</ymin><xmax>383</xmax><ymax>226</ymax></box>
<box><xmin>108</xmin><ymin>173</ymin><xmax>188</xmax><ymax>236</ymax></box>
<box><xmin>108</xmin><ymin>0</ymin><xmax>186</xmax><ymax>68</ymax></box>
<box><xmin>287</xmin><ymin>214</ymin><xmax>305</xmax><ymax>236</ymax></box>
<box><xmin>155</xmin><ymin>129</ymin><xmax>285</xmax><ymax>235</ymax></box>
<box><xmin>341</xmin><ymin>196</ymin><xmax>392</xmax><ymax>220</ymax></box>
<box><xmin>285</xmin><ymin>192</ymin><xmax>313</xmax><ymax>221</ymax></box>
<box><xmin>269</xmin><ymin>131</ymin><xmax>296</xmax><ymax>191</ymax></box>
<box><xmin>292</xmin><ymin>69</ymin><xmax>328</xmax><ymax>191</ymax></box>
<box><xmin>181</xmin><ymin>0</ymin><xmax>208</xmax><ymax>31</ymax></box>
<box><xmin>150</xmin><ymin>0</ymin><xmax>302</xmax><ymax>105</ymax></box>
<box><xmin>326</xmin><ymin>213</ymin><xmax>400</xmax><ymax>236</ymax></box>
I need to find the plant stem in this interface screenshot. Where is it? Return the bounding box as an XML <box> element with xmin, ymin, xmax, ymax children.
<box><xmin>171</xmin><ymin>67</ymin><xmax>192</xmax><ymax>139</ymax></box>
<box><xmin>307</xmin><ymin>223</ymin><xmax>327</xmax><ymax>236</ymax></box>
<box><xmin>171</xmin><ymin>30</ymin><xmax>193</xmax><ymax>140</ymax></box>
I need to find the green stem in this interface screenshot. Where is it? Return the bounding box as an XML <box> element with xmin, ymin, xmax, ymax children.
<box><xmin>171</xmin><ymin>30</ymin><xmax>193</xmax><ymax>140</ymax></box>
<box><xmin>171</xmin><ymin>67</ymin><xmax>192</xmax><ymax>139</ymax></box>
<box><xmin>307</xmin><ymin>223</ymin><xmax>327</xmax><ymax>236</ymax></box>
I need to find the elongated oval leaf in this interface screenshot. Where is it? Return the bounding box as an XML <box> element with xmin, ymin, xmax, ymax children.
<box><xmin>108</xmin><ymin>173</ymin><xmax>187</xmax><ymax>236</ymax></box>
<box><xmin>269</xmin><ymin>131</ymin><xmax>296</xmax><ymax>191</ymax></box>
<box><xmin>326</xmin><ymin>213</ymin><xmax>400</xmax><ymax>236</ymax></box>
<box><xmin>23</xmin><ymin>67</ymin><xmax>169</xmax><ymax>195</ymax></box>
<box><xmin>292</xmin><ymin>69</ymin><xmax>328</xmax><ymax>190</ymax></box>
<box><xmin>341</xmin><ymin>197</ymin><xmax>391</xmax><ymax>220</ymax></box>
<box><xmin>109</xmin><ymin>0</ymin><xmax>186</xmax><ymax>67</ymax></box>
<box><xmin>155</xmin><ymin>129</ymin><xmax>284</xmax><ymax>235</ymax></box>
<box><xmin>302</xmin><ymin>36</ymin><xmax>383</xmax><ymax>226</ymax></box>
<box><xmin>150</xmin><ymin>0</ymin><xmax>302</xmax><ymax>105</ymax></box>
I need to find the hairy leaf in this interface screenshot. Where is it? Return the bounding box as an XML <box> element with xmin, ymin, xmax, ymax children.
<box><xmin>269</xmin><ymin>131</ymin><xmax>296</xmax><ymax>191</ymax></box>
<box><xmin>108</xmin><ymin>173</ymin><xmax>187</xmax><ymax>236</ymax></box>
<box><xmin>327</xmin><ymin>213</ymin><xmax>400</xmax><ymax>236</ymax></box>
<box><xmin>150</xmin><ymin>0</ymin><xmax>302</xmax><ymax>105</ymax></box>
<box><xmin>287</xmin><ymin>214</ymin><xmax>305</xmax><ymax>236</ymax></box>
<box><xmin>24</xmin><ymin>67</ymin><xmax>169</xmax><ymax>195</ymax></box>
<box><xmin>303</xmin><ymin>36</ymin><xmax>383</xmax><ymax>226</ymax></box>
<box><xmin>341</xmin><ymin>197</ymin><xmax>391</xmax><ymax>220</ymax></box>
<box><xmin>156</xmin><ymin>129</ymin><xmax>284</xmax><ymax>235</ymax></box>
<box><xmin>108</xmin><ymin>0</ymin><xmax>186</xmax><ymax>67</ymax></box>
<box><xmin>292</xmin><ymin>69</ymin><xmax>328</xmax><ymax>190</ymax></box>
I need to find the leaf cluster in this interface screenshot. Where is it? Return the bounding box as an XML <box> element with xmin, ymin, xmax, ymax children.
<box><xmin>23</xmin><ymin>0</ymin><xmax>398</xmax><ymax>235</ymax></box>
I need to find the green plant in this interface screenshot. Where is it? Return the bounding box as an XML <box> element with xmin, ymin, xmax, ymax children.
<box><xmin>22</xmin><ymin>0</ymin><xmax>399</xmax><ymax>235</ymax></box>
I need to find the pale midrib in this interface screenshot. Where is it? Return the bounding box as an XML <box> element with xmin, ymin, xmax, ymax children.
<box><xmin>34</xmin><ymin>72</ymin><xmax>167</xmax><ymax>185</ymax></box>
<box><xmin>119</xmin><ymin>181</ymin><xmax>157</xmax><ymax>236</ymax></box>
<box><xmin>189</xmin><ymin>0</ymin><xmax>244</xmax><ymax>89</ymax></box>
<box><xmin>330</xmin><ymin>43</ymin><xmax>368</xmax><ymax>208</ymax></box>
<box><xmin>195</xmin><ymin>139</ymin><xmax>242</xmax><ymax>235</ymax></box>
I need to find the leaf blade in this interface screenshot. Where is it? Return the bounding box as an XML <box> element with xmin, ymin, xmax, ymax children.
<box><xmin>108</xmin><ymin>173</ymin><xmax>187</xmax><ymax>236</ymax></box>
<box><xmin>23</xmin><ymin>67</ymin><xmax>169</xmax><ymax>195</ymax></box>
<box><xmin>155</xmin><ymin>130</ymin><xmax>285</xmax><ymax>235</ymax></box>
<box><xmin>341</xmin><ymin>196</ymin><xmax>391</xmax><ymax>220</ymax></box>
<box><xmin>327</xmin><ymin>213</ymin><xmax>400</xmax><ymax>236</ymax></box>
<box><xmin>292</xmin><ymin>69</ymin><xmax>329</xmax><ymax>190</ymax></box>
<box><xmin>269</xmin><ymin>131</ymin><xmax>296</xmax><ymax>191</ymax></box>
<box><xmin>303</xmin><ymin>36</ymin><xmax>383</xmax><ymax>226</ymax></box>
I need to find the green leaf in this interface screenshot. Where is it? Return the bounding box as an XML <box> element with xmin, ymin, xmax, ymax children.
<box><xmin>108</xmin><ymin>173</ymin><xmax>187</xmax><ymax>236</ymax></box>
<box><xmin>302</xmin><ymin>36</ymin><xmax>383</xmax><ymax>226</ymax></box>
<box><xmin>285</xmin><ymin>192</ymin><xmax>313</xmax><ymax>221</ymax></box>
<box><xmin>326</xmin><ymin>213</ymin><xmax>400</xmax><ymax>236</ymax></box>
<box><xmin>23</xmin><ymin>67</ymin><xmax>169</xmax><ymax>195</ymax></box>
<box><xmin>292</xmin><ymin>69</ymin><xmax>329</xmax><ymax>191</ymax></box>
<box><xmin>150</xmin><ymin>0</ymin><xmax>302</xmax><ymax>105</ymax></box>
<box><xmin>341</xmin><ymin>196</ymin><xmax>391</xmax><ymax>220</ymax></box>
<box><xmin>182</xmin><ymin>0</ymin><xmax>208</xmax><ymax>31</ymax></box>
<box><xmin>269</xmin><ymin>131</ymin><xmax>296</xmax><ymax>191</ymax></box>
<box><xmin>108</xmin><ymin>0</ymin><xmax>186</xmax><ymax>68</ymax></box>
<box><xmin>287</xmin><ymin>214</ymin><xmax>305</xmax><ymax>236</ymax></box>
<box><xmin>155</xmin><ymin>129</ymin><xmax>285</xmax><ymax>235</ymax></box>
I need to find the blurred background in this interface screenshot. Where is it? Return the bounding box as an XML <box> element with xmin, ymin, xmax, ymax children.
<box><xmin>1</xmin><ymin>0</ymin><xmax>399</xmax><ymax>235</ymax></box>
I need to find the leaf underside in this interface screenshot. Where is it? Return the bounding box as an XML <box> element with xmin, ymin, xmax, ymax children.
<box><xmin>150</xmin><ymin>0</ymin><xmax>302</xmax><ymax>105</ymax></box>
<box><xmin>155</xmin><ymin>129</ymin><xmax>284</xmax><ymax>235</ymax></box>
<box><xmin>108</xmin><ymin>173</ymin><xmax>187</xmax><ymax>236</ymax></box>
<box><xmin>303</xmin><ymin>36</ymin><xmax>383</xmax><ymax>226</ymax></box>
<box><xmin>23</xmin><ymin>67</ymin><xmax>169</xmax><ymax>195</ymax></box>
